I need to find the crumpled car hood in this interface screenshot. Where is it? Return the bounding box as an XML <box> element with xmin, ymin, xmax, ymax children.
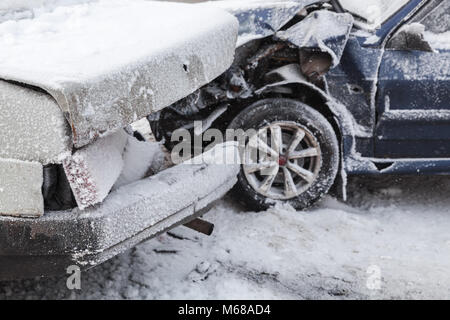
<box><xmin>207</xmin><ymin>0</ymin><xmax>353</xmax><ymax>67</ymax></box>
<box><xmin>277</xmin><ymin>10</ymin><xmax>354</xmax><ymax>67</ymax></box>
<box><xmin>208</xmin><ymin>0</ymin><xmax>317</xmax><ymax>45</ymax></box>
<box><xmin>0</xmin><ymin>0</ymin><xmax>238</xmax><ymax>148</ymax></box>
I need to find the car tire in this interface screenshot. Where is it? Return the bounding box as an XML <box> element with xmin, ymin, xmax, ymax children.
<box><xmin>228</xmin><ymin>98</ymin><xmax>339</xmax><ymax>211</ymax></box>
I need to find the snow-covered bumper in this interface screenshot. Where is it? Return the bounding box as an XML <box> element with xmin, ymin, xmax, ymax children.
<box><xmin>0</xmin><ymin>144</ymin><xmax>239</xmax><ymax>281</ymax></box>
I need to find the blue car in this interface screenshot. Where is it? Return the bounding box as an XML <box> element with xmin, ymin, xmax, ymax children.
<box><xmin>149</xmin><ymin>0</ymin><xmax>450</xmax><ymax>211</ymax></box>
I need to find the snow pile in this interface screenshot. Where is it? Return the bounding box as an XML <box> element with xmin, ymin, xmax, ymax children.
<box><xmin>0</xmin><ymin>158</ymin><xmax>44</xmax><ymax>217</ymax></box>
<box><xmin>401</xmin><ymin>22</ymin><xmax>426</xmax><ymax>35</ymax></box>
<box><xmin>114</xmin><ymin>138</ymin><xmax>166</xmax><ymax>189</ymax></box>
<box><xmin>0</xmin><ymin>80</ymin><xmax>72</xmax><ymax>164</ymax></box>
<box><xmin>0</xmin><ymin>0</ymin><xmax>239</xmax><ymax>148</ymax></box>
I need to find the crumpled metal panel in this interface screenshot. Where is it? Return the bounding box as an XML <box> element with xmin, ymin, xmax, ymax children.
<box><xmin>0</xmin><ymin>143</ymin><xmax>240</xmax><ymax>279</ymax></box>
<box><xmin>215</xmin><ymin>0</ymin><xmax>318</xmax><ymax>46</ymax></box>
<box><xmin>233</xmin><ymin>1</ymin><xmax>311</xmax><ymax>38</ymax></box>
<box><xmin>277</xmin><ymin>10</ymin><xmax>354</xmax><ymax>67</ymax></box>
<box><xmin>151</xmin><ymin>2</ymin><xmax>360</xmax><ymax>151</ymax></box>
<box><xmin>256</xmin><ymin>63</ymin><xmax>358</xmax><ymax>137</ymax></box>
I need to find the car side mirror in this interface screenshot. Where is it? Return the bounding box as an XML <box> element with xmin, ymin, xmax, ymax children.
<box><xmin>387</xmin><ymin>23</ymin><xmax>433</xmax><ymax>52</ymax></box>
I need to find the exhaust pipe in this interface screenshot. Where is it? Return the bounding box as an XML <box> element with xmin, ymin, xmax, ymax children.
<box><xmin>184</xmin><ymin>218</ymin><xmax>214</xmax><ymax>236</ymax></box>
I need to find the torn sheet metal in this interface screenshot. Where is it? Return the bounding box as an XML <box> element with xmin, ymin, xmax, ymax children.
<box><xmin>256</xmin><ymin>63</ymin><xmax>358</xmax><ymax>137</ymax></box>
<box><xmin>277</xmin><ymin>10</ymin><xmax>354</xmax><ymax>67</ymax></box>
<box><xmin>63</xmin><ymin>130</ymin><xmax>128</xmax><ymax>210</ymax></box>
<box><xmin>0</xmin><ymin>0</ymin><xmax>238</xmax><ymax>148</ymax></box>
<box><xmin>208</xmin><ymin>0</ymin><xmax>318</xmax><ymax>46</ymax></box>
<box><xmin>173</xmin><ymin>2</ymin><xmax>355</xmax><ymax>112</ymax></box>
<box><xmin>150</xmin><ymin>2</ymin><xmax>359</xmax><ymax>150</ymax></box>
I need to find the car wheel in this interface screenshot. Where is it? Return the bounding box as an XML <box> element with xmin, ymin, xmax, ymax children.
<box><xmin>228</xmin><ymin>98</ymin><xmax>339</xmax><ymax>211</ymax></box>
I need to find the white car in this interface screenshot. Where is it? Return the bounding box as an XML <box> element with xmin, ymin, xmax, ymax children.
<box><xmin>0</xmin><ymin>0</ymin><xmax>239</xmax><ymax>280</ymax></box>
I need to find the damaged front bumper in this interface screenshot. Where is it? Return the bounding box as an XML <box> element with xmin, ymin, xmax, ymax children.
<box><xmin>0</xmin><ymin>143</ymin><xmax>240</xmax><ymax>281</ymax></box>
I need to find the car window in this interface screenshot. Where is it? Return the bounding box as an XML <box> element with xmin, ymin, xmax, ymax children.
<box><xmin>411</xmin><ymin>0</ymin><xmax>450</xmax><ymax>50</ymax></box>
<box><xmin>339</xmin><ymin>0</ymin><xmax>410</xmax><ymax>28</ymax></box>
<box><xmin>419</xmin><ymin>1</ymin><xmax>450</xmax><ymax>33</ymax></box>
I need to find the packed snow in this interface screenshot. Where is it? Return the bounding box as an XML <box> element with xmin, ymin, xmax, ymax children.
<box><xmin>113</xmin><ymin>137</ymin><xmax>166</xmax><ymax>189</ymax></box>
<box><xmin>1</xmin><ymin>175</ymin><xmax>449</xmax><ymax>299</ymax></box>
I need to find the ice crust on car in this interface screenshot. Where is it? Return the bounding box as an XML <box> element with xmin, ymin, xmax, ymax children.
<box><xmin>0</xmin><ymin>0</ymin><xmax>239</xmax><ymax>148</ymax></box>
<box><xmin>0</xmin><ymin>80</ymin><xmax>72</xmax><ymax>164</ymax></box>
<box><xmin>0</xmin><ymin>158</ymin><xmax>44</xmax><ymax>217</ymax></box>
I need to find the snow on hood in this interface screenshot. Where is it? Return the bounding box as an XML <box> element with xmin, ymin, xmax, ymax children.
<box><xmin>0</xmin><ymin>0</ymin><xmax>90</xmax><ymax>10</ymax></box>
<box><xmin>0</xmin><ymin>0</ymin><xmax>95</xmax><ymax>23</ymax></box>
<box><xmin>0</xmin><ymin>0</ymin><xmax>239</xmax><ymax>148</ymax></box>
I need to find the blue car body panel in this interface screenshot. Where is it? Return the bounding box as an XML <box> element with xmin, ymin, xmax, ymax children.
<box><xmin>324</xmin><ymin>0</ymin><xmax>450</xmax><ymax>173</ymax></box>
<box><xmin>160</xmin><ymin>0</ymin><xmax>450</xmax><ymax>176</ymax></box>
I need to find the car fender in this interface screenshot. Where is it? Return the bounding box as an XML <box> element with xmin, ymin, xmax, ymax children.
<box><xmin>255</xmin><ymin>63</ymin><xmax>362</xmax><ymax>200</ymax></box>
<box><xmin>256</xmin><ymin>63</ymin><xmax>359</xmax><ymax>139</ymax></box>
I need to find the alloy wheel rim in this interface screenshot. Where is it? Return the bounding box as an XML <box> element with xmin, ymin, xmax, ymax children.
<box><xmin>243</xmin><ymin>121</ymin><xmax>322</xmax><ymax>200</ymax></box>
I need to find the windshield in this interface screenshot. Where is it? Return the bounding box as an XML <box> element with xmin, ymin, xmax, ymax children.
<box><xmin>338</xmin><ymin>0</ymin><xmax>410</xmax><ymax>28</ymax></box>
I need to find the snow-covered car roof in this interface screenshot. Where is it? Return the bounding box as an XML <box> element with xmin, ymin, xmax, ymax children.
<box><xmin>0</xmin><ymin>0</ymin><xmax>238</xmax><ymax>148</ymax></box>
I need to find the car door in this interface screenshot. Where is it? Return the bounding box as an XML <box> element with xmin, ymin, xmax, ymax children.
<box><xmin>375</xmin><ymin>0</ymin><xmax>450</xmax><ymax>158</ymax></box>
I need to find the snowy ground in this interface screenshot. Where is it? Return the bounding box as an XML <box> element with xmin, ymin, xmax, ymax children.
<box><xmin>1</xmin><ymin>174</ymin><xmax>450</xmax><ymax>299</ymax></box>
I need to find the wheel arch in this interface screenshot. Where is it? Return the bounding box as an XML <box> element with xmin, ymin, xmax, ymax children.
<box><xmin>254</xmin><ymin>83</ymin><xmax>355</xmax><ymax>200</ymax></box>
<box><xmin>260</xmin><ymin>83</ymin><xmax>344</xmax><ymax>143</ymax></box>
